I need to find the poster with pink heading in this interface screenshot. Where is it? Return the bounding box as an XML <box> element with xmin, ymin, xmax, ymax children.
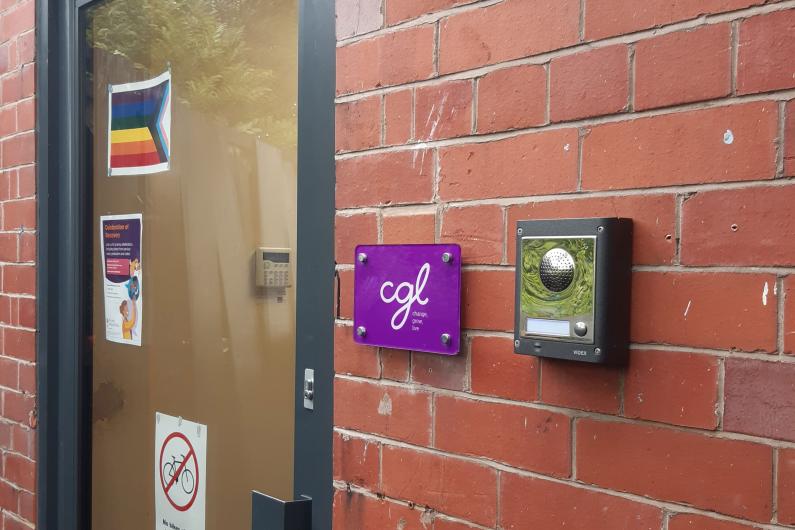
<box><xmin>100</xmin><ymin>214</ymin><xmax>143</xmax><ymax>346</ymax></box>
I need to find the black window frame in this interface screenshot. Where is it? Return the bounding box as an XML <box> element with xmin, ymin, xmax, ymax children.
<box><xmin>35</xmin><ymin>0</ymin><xmax>335</xmax><ymax>527</ymax></box>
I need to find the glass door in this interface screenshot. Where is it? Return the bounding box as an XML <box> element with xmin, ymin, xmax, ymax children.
<box><xmin>80</xmin><ymin>2</ymin><xmax>300</xmax><ymax>528</ymax></box>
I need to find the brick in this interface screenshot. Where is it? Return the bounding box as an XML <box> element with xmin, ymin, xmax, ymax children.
<box><xmin>2</xmin><ymin>132</ymin><xmax>34</xmax><ymax>168</ymax></box>
<box><xmin>582</xmin><ymin>102</ymin><xmax>779</xmax><ymax>190</ymax></box>
<box><xmin>382</xmin><ymin>213</ymin><xmax>435</xmax><ymax>244</ymax></box>
<box><xmin>585</xmin><ymin>0</ymin><xmax>763</xmax><ymax>40</ymax></box>
<box><xmin>0</xmin><ymin>233</ymin><xmax>17</xmax><ymax>262</ymax></box>
<box><xmin>779</xmin><ymin>448</ymin><xmax>795</xmax><ymax>524</ymax></box>
<box><xmin>724</xmin><ymin>359</ymin><xmax>795</xmax><ymax>442</ymax></box>
<box><xmin>386</xmin><ymin>0</ymin><xmax>477</xmax><ymax>25</ymax></box>
<box><xmin>415</xmin><ymin>80</ymin><xmax>472</xmax><ymax>141</ymax></box>
<box><xmin>334</xmin><ymin>325</ymin><xmax>379</xmax><ymax>378</ymax></box>
<box><xmin>337</xmin><ymin>25</ymin><xmax>435</xmax><ymax>95</ymax></box>
<box><xmin>540</xmin><ymin>359</ymin><xmax>622</xmax><ymax>414</ymax></box>
<box><xmin>476</xmin><ymin>64</ymin><xmax>546</xmax><ymax>134</ymax></box>
<box><xmin>379</xmin><ymin>348</ymin><xmax>410</xmax><ymax>381</ymax></box>
<box><xmin>337</xmin><ymin>150</ymin><xmax>433</xmax><ymax>208</ymax></box>
<box><xmin>738</xmin><ymin>10</ymin><xmax>795</xmax><ymax>95</ymax></box>
<box><xmin>682</xmin><ymin>185</ymin><xmax>795</xmax><ymax>266</ymax></box>
<box><xmin>577</xmin><ymin>419</ymin><xmax>772</xmax><ymax>521</ymax></box>
<box><xmin>439</xmin><ymin>0</ymin><xmax>579</xmax><ymax>74</ymax></box>
<box><xmin>0</xmin><ymin>480</ymin><xmax>18</xmax><ymax>512</ymax></box>
<box><xmin>0</xmin><ymin>106</ymin><xmax>15</xmax><ymax>136</ymax></box>
<box><xmin>17</xmin><ymin>489</ymin><xmax>34</xmax><ymax>525</ymax></box>
<box><xmin>16</xmin><ymin>298</ymin><xmax>34</xmax><ymax>330</ymax></box>
<box><xmin>786</xmin><ymin>276</ymin><xmax>795</xmax><ymax>354</ymax></box>
<box><xmin>507</xmin><ymin>194</ymin><xmax>676</xmax><ymax>266</ymax></box>
<box><xmin>0</xmin><ymin>171</ymin><xmax>11</xmax><ymax>201</ymax></box>
<box><xmin>18</xmin><ymin>364</ymin><xmax>33</xmax><ymax>395</ymax></box>
<box><xmin>550</xmin><ymin>45</ymin><xmax>629</xmax><ymax>122</ymax></box>
<box><xmin>11</xmin><ymin>425</ymin><xmax>34</xmax><ymax>460</ymax></box>
<box><xmin>624</xmin><ymin>350</ymin><xmax>719</xmax><ymax>429</ymax></box>
<box><xmin>336</xmin><ymin>0</ymin><xmax>383</xmax><ymax>40</ymax></box>
<box><xmin>433</xmin><ymin>519</ymin><xmax>480</xmax><ymax>530</ymax></box>
<box><xmin>0</xmin><ymin>356</ymin><xmax>18</xmax><ymax>389</ymax></box>
<box><xmin>439</xmin><ymin>129</ymin><xmax>578</xmax><ymax>201</ymax></box>
<box><xmin>332</xmin><ymin>490</ymin><xmax>425</xmax><ymax>529</ymax></box>
<box><xmin>384</xmin><ymin>89</ymin><xmax>412</xmax><ymax>146</ymax></box>
<box><xmin>16</xmin><ymin>98</ymin><xmax>33</xmax><ymax>132</ymax></box>
<box><xmin>3</xmin><ymin>265</ymin><xmax>35</xmax><ymax>296</ymax></box>
<box><xmin>440</xmin><ymin>205</ymin><xmax>503</xmax><ymax>264</ymax></box>
<box><xmin>435</xmin><ymin>395</ymin><xmax>571</xmax><ymax>477</ymax></box>
<box><xmin>335</xmin><ymin>213</ymin><xmax>377</xmax><ymax>264</ymax></box>
<box><xmin>333</xmin><ymin>432</ymin><xmax>379</xmax><ymax>488</ymax></box>
<box><xmin>3</xmin><ymin>453</ymin><xmax>33</xmax><ymax>491</ymax></box>
<box><xmin>0</xmin><ymin>296</ymin><xmax>10</xmax><ymax>324</ymax></box>
<box><xmin>335</xmin><ymin>96</ymin><xmax>381</xmax><ymax>153</ymax></box>
<box><xmin>668</xmin><ymin>514</ymin><xmax>758</xmax><ymax>530</ymax></box>
<box><xmin>18</xmin><ymin>30</ymin><xmax>33</xmax><ymax>65</ymax></box>
<box><xmin>0</xmin><ymin>43</ymin><xmax>9</xmax><ymax>75</ymax></box>
<box><xmin>0</xmin><ymin>325</ymin><xmax>29</xmax><ymax>365</ymax></box>
<box><xmin>411</xmin><ymin>351</ymin><xmax>467</xmax><ymax>390</ymax></box>
<box><xmin>17</xmin><ymin>166</ymin><xmax>34</xmax><ymax>198</ymax></box>
<box><xmin>635</xmin><ymin>24</ymin><xmax>732</xmax><ymax>110</ymax></box>
<box><xmin>381</xmin><ymin>445</ymin><xmax>497</xmax><ymax>526</ymax></box>
<box><xmin>631</xmin><ymin>272</ymin><xmax>777</xmax><ymax>352</ymax></box>
<box><xmin>18</xmin><ymin>232</ymin><xmax>34</xmax><ymax>263</ymax></box>
<box><xmin>334</xmin><ymin>377</ymin><xmax>431</xmax><ymax>444</ymax></box>
<box><xmin>787</xmin><ymin>100</ymin><xmax>795</xmax><ymax>177</ymax></box>
<box><xmin>3</xmin><ymin>198</ymin><xmax>34</xmax><ymax>230</ymax></box>
<box><xmin>470</xmin><ymin>336</ymin><xmax>537</xmax><ymax>402</ymax></box>
<box><xmin>461</xmin><ymin>270</ymin><xmax>513</xmax><ymax>331</ymax></box>
<box><xmin>21</xmin><ymin>64</ymin><xmax>33</xmax><ymax>97</ymax></box>
<box><xmin>2</xmin><ymin>390</ymin><xmax>34</xmax><ymax>426</ymax></box>
<box><xmin>337</xmin><ymin>268</ymin><xmax>353</xmax><ymax>320</ymax></box>
<box><xmin>6</xmin><ymin>39</ymin><xmax>17</xmax><ymax>71</ymax></box>
<box><xmin>0</xmin><ymin>1</ymin><xmax>34</xmax><ymax>42</ymax></box>
<box><xmin>1</xmin><ymin>72</ymin><xmax>21</xmax><ymax>105</ymax></box>
<box><xmin>500</xmin><ymin>473</ymin><xmax>663</xmax><ymax>530</ymax></box>
<box><xmin>5</xmin><ymin>515</ymin><xmax>34</xmax><ymax>530</ymax></box>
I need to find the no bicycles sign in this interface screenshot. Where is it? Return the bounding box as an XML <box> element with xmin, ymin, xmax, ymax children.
<box><xmin>155</xmin><ymin>413</ymin><xmax>207</xmax><ymax>530</ymax></box>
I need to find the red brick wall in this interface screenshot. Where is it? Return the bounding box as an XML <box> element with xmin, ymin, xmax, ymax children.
<box><xmin>0</xmin><ymin>0</ymin><xmax>35</xmax><ymax>528</ymax></box>
<box><xmin>334</xmin><ymin>0</ymin><xmax>795</xmax><ymax>528</ymax></box>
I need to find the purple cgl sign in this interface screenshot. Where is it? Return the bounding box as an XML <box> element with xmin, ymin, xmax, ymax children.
<box><xmin>353</xmin><ymin>244</ymin><xmax>462</xmax><ymax>355</ymax></box>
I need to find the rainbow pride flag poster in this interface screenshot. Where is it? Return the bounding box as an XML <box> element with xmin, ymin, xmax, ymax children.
<box><xmin>107</xmin><ymin>70</ymin><xmax>171</xmax><ymax>176</ymax></box>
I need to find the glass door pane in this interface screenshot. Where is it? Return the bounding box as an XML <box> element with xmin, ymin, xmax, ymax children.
<box><xmin>82</xmin><ymin>1</ymin><xmax>298</xmax><ymax>528</ymax></box>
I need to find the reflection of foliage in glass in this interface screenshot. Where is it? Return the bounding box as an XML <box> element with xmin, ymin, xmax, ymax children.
<box><xmin>88</xmin><ymin>0</ymin><xmax>297</xmax><ymax>149</ymax></box>
<box><xmin>521</xmin><ymin>238</ymin><xmax>595</xmax><ymax>319</ymax></box>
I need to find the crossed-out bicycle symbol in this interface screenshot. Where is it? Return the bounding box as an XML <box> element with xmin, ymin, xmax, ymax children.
<box><xmin>162</xmin><ymin>454</ymin><xmax>195</xmax><ymax>495</ymax></box>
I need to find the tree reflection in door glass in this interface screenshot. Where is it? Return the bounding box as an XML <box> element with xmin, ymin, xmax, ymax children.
<box><xmin>85</xmin><ymin>0</ymin><xmax>298</xmax><ymax>528</ymax></box>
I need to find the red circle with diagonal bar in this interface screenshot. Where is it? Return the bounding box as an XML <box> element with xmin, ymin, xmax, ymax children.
<box><xmin>159</xmin><ymin>431</ymin><xmax>199</xmax><ymax>512</ymax></box>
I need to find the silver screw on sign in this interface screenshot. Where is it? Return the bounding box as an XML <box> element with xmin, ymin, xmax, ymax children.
<box><xmin>442</xmin><ymin>252</ymin><xmax>453</xmax><ymax>263</ymax></box>
<box><xmin>440</xmin><ymin>333</ymin><xmax>451</xmax><ymax>345</ymax></box>
<box><xmin>356</xmin><ymin>326</ymin><xmax>367</xmax><ymax>337</ymax></box>
<box><xmin>357</xmin><ymin>252</ymin><xmax>368</xmax><ymax>263</ymax></box>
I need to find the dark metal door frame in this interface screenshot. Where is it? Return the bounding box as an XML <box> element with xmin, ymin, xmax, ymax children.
<box><xmin>35</xmin><ymin>0</ymin><xmax>335</xmax><ymax>527</ymax></box>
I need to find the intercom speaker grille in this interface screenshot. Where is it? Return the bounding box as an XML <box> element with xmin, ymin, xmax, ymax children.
<box><xmin>539</xmin><ymin>248</ymin><xmax>575</xmax><ymax>292</ymax></box>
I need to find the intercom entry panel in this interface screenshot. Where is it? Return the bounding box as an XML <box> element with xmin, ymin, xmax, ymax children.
<box><xmin>255</xmin><ymin>248</ymin><xmax>292</xmax><ymax>289</ymax></box>
<box><xmin>514</xmin><ymin>218</ymin><xmax>632</xmax><ymax>364</ymax></box>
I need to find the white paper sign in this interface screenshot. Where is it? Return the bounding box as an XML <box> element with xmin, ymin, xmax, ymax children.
<box><xmin>100</xmin><ymin>214</ymin><xmax>143</xmax><ymax>346</ymax></box>
<box><xmin>155</xmin><ymin>413</ymin><xmax>207</xmax><ymax>530</ymax></box>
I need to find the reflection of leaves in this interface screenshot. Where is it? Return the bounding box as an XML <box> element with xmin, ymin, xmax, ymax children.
<box><xmin>87</xmin><ymin>0</ymin><xmax>295</xmax><ymax>149</ymax></box>
<box><xmin>521</xmin><ymin>238</ymin><xmax>595</xmax><ymax>318</ymax></box>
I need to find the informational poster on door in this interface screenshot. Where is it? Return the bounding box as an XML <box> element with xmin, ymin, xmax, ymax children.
<box><xmin>108</xmin><ymin>70</ymin><xmax>172</xmax><ymax>176</ymax></box>
<box><xmin>100</xmin><ymin>214</ymin><xmax>143</xmax><ymax>346</ymax></box>
<box><xmin>155</xmin><ymin>412</ymin><xmax>207</xmax><ymax>530</ymax></box>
